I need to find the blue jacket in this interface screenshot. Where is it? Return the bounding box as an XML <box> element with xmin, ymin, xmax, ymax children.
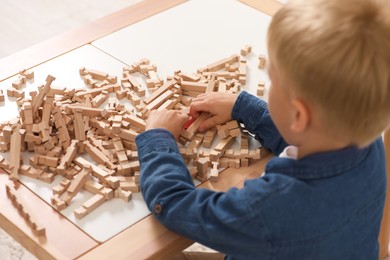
<box><xmin>136</xmin><ymin>91</ymin><xmax>386</xmax><ymax>260</ymax></box>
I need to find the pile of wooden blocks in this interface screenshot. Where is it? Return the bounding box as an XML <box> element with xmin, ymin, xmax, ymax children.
<box><xmin>0</xmin><ymin>48</ymin><xmax>269</xmax><ymax>231</ymax></box>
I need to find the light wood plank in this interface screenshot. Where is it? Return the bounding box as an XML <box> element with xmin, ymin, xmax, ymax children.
<box><xmin>79</xmin><ymin>154</ymin><xmax>272</xmax><ymax>259</ymax></box>
<box><xmin>239</xmin><ymin>0</ymin><xmax>282</xmax><ymax>16</ymax></box>
<box><xmin>0</xmin><ymin>171</ymin><xmax>98</xmax><ymax>260</ymax></box>
<box><xmin>0</xmin><ymin>0</ymin><xmax>187</xmax><ymax>82</ymax></box>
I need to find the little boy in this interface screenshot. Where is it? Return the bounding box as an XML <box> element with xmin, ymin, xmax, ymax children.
<box><xmin>135</xmin><ymin>0</ymin><xmax>390</xmax><ymax>259</ymax></box>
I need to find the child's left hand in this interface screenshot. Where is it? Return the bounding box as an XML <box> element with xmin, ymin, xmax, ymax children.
<box><xmin>145</xmin><ymin>109</ymin><xmax>189</xmax><ymax>140</ymax></box>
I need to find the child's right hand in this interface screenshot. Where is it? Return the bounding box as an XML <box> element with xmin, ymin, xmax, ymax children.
<box><xmin>189</xmin><ymin>92</ymin><xmax>238</xmax><ymax>132</ymax></box>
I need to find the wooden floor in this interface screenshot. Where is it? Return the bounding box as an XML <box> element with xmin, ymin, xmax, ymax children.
<box><xmin>0</xmin><ymin>0</ymin><xmax>142</xmax><ymax>59</ymax></box>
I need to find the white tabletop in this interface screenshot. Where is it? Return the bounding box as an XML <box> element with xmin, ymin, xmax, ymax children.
<box><xmin>93</xmin><ymin>0</ymin><xmax>272</xmax><ymax>96</ymax></box>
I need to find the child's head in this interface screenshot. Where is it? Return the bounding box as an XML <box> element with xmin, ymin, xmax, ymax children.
<box><xmin>267</xmin><ymin>0</ymin><xmax>390</xmax><ymax>147</ymax></box>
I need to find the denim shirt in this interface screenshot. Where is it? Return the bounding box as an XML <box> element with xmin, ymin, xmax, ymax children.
<box><xmin>135</xmin><ymin>91</ymin><xmax>386</xmax><ymax>260</ymax></box>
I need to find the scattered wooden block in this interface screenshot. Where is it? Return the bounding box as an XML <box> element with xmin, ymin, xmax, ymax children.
<box><xmin>196</xmin><ymin>157</ymin><xmax>209</xmax><ymax>182</ymax></box>
<box><xmin>0</xmin><ymin>90</ymin><xmax>4</xmax><ymax>102</ymax></box>
<box><xmin>257</xmin><ymin>81</ymin><xmax>265</xmax><ymax>96</ymax></box>
<box><xmin>240</xmin><ymin>45</ymin><xmax>252</xmax><ymax>56</ymax></box>
<box><xmin>258</xmin><ymin>55</ymin><xmax>267</xmax><ymax>69</ymax></box>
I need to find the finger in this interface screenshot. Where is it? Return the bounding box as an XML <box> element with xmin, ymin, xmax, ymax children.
<box><xmin>171</xmin><ymin>110</ymin><xmax>189</xmax><ymax>122</ymax></box>
<box><xmin>189</xmin><ymin>101</ymin><xmax>210</xmax><ymax>119</ymax></box>
<box><xmin>179</xmin><ymin>114</ymin><xmax>190</xmax><ymax>127</ymax></box>
<box><xmin>193</xmin><ymin>93</ymin><xmax>208</xmax><ymax>100</ymax></box>
<box><xmin>192</xmin><ymin>93</ymin><xmax>211</xmax><ymax>103</ymax></box>
<box><xmin>188</xmin><ymin>107</ymin><xmax>200</xmax><ymax>119</ymax></box>
<box><xmin>199</xmin><ymin>116</ymin><xmax>222</xmax><ymax>132</ymax></box>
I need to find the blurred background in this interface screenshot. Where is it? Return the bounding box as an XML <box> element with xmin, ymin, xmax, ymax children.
<box><xmin>0</xmin><ymin>0</ymin><xmax>142</xmax><ymax>59</ymax></box>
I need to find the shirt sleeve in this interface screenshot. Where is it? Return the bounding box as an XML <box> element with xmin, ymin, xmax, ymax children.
<box><xmin>231</xmin><ymin>91</ymin><xmax>288</xmax><ymax>155</ymax></box>
<box><xmin>135</xmin><ymin>129</ymin><xmax>273</xmax><ymax>256</ymax></box>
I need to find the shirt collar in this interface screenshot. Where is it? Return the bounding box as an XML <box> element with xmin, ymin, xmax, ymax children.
<box><xmin>265</xmin><ymin>144</ymin><xmax>370</xmax><ymax>179</ymax></box>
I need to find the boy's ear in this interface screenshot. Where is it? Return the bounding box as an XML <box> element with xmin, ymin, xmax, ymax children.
<box><xmin>290</xmin><ymin>99</ymin><xmax>310</xmax><ymax>133</ymax></box>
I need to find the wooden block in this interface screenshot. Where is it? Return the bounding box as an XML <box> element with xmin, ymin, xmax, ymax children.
<box><xmin>114</xmin><ymin>188</ymin><xmax>132</xmax><ymax>202</ymax></box>
<box><xmin>228</xmin><ymin>159</ymin><xmax>240</xmax><ymax>169</ymax></box>
<box><xmin>203</xmin><ymin>128</ymin><xmax>217</xmax><ymax>148</ymax></box>
<box><xmin>20</xmin><ymin>69</ymin><xmax>34</xmax><ymax>80</ymax></box>
<box><xmin>214</xmin><ymin>136</ymin><xmax>235</xmax><ymax>153</ymax></box>
<box><xmin>217</xmin><ymin>125</ymin><xmax>230</xmax><ymax>139</ymax></box>
<box><xmin>206</xmin><ymin>74</ymin><xmax>216</xmax><ymax>93</ymax></box>
<box><xmin>122</xmin><ymin>114</ymin><xmax>146</xmax><ymax>131</ymax></box>
<box><xmin>258</xmin><ymin>55</ymin><xmax>267</xmax><ymax>69</ymax></box>
<box><xmin>257</xmin><ymin>81</ymin><xmax>265</xmax><ymax>96</ymax></box>
<box><xmin>120</xmin><ymin>181</ymin><xmax>140</xmax><ymax>192</ymax></box>
<box><xmin>218</xmin><ymin>79</ymin><xmax>227</xmax><ymax>93</ymax></box>
<box><xmin>240</xmin><ymin>45</ymin><xmax>252</xmax><ymax>56</ymax></box>
<box><xmin>180</xmin><ymin>81</ymin><xmax>207</xmax><ymax>92</ymax></box>
<box><xmin>229</xmin><ymin>128</ymin><xmax>241</xmax><ymax>137</ymax></box>
<box><xmin>180</xmin><ymin>96</ymin><xmax>192</xmax><ymax>107</ymax></box>
<box><xmin>219</xmin><ymin>158</ymin><xmax>229</xmax><ymax>168</ymax></box>
<box><xmin>32</xmin><ymin>75</ymin><xmax>55</xmax><ymax>114</ymax></box>
<box><xmin>9</xmin><ymin>125</ymin><xmax>21</xmax><ymax>181</ymax></box>
<box><xmin>74</xmin><ymin>85</ymin><xmax>117</xmax><ymax>101</ymax></box>
<box><xmin>74</xmin><ymin>194</ymin><xmax>106</xmax><ymax>219</ymax></box>
<box><xmin>186</xmin><ymin>112</ymin><xmax>209</xmax><ymax>136</ymax></box>
<box><xmin>209</xmin><ymin>161</ymin><xmax>219</xmax><ymax>182</ymax></box>
<box><xmin>143</xmin><ymin>79</ymin><xmax>176</xmax><ymax>104</ymax></box>
<box><xmin>91</xmin><ymin>92</ymin><xmax>108</xmax><ymax>107</ymax></box>
<box><xmin>145</xmin><ymin>90</ymin><xmax>174</xmax><ymax>111</ymax></box>
<box><xmin>181</xmin><ymin>90</ymin><xmax>204</xmax><ymax>98</ymax></box>
<box><xmin>52</xmin><ymin>107</ymin><xmax>71</xmax><ymax>149</ymax></box>
<box><xmin>67</xmin><ymin>166</ymin><xmax>92</xmax><ymax>194</ymax></box>
<box><xmin>0</xmin><ymin>155</ymin><xmax>11</xmax><ymax>170</ymax></box>
<box><xmin>84</xmin><ymin>141</ymin><xmax>115</xmax><ymax>169</ymax></box>
<box><xmin>238</xmin><ymin>60</ymin><xmax>247</xmax><ymax>77</ymax></box>
<box><xmin>240</xmin><ymin>148</ymin><xmax>249</xmax><ymax>157</ymax></box>
<box><xmin>118</xmin><ymin>128</ymin><xmax>138</xmax><ymax>143</ymax></box>
<box><xmin>196</xmin><ymin>157</ymin><xmax>209</xmax><ymax>180</ymax></box>
<box><xmin>134</xmin><ymin>172</ymin><xmax>140</xmax><ymax>183</ymax></box>
<box><xmin>37</xmin><ymin>155</ymin><xmax>59</xmax><ymax>168</ymax></box>
<box><xmin>225</xmin><ymin>120</ymin><xmax>239</xmax><ymax>130</ymax></box>
<box><xmin>206</xmin><ymin>55</ymin><xmax>240</xmax><ymax>72</ymax></box>
<box><xmin>83</xmin><ymin>179</ymin><xmax>104</xmax><ymax>194</ymax></box>
<box><xmin>157</xmin><ymin>99</ymin><xmax>175</xmax><ymax>111</ymax></box>
<box><xmin>116</xmin><ymin>89</ymin><xmax>127</xmax><ymax>100</ymax></box>
<box><xmin>86</xmin><ymin>69</ymin><xmax>109</xmax><ymax>81</ymax></box>
<box><xmin>181</xmin><ymin>73</ymin><xmax>200</xmax><ymax>82</ymax></box>
<box><xmin>6</xmin><ymin>183</ymin><xmax>46</xmax><ymax>236</ymax></box>
<box><xmin>13</xmin><ymin>89</ymin><xmax>25</xmax><ymax>99</ymax></box>
<box><xmin>73</xmin><ymin>157</ymin><xmax>118</xmax><ymax>189</ymax></box>
<box><xmin>241</xmin><ymin>158</ymin><xmax>249</xmax><ymax>167</ymax></box>
<box><xmin>126</xmin><ymin>91</ymin><xmax>141</xmax><ymax>106</ymax></box>
<box><xmin>147</xmin><ymin>70</ymin><xmax>163</xmax><ymax>87</ymax></box>
<box><xmin>41</xmin><ymin>94</ymin><xmax>55</xmax><ymax>123</ymax></box>
<box><xmin>12</xmin><ymin>76</ymin><xmax>26</xmax><ymax>90</ymax></box>
<box><xmin>187</xmin><ymin>166</ymin><xmax>197</xmax><ymax>179</ymax></box>
<box><xmin>51</xmin><ymin>194</ymin><xmax>67</xmax><ymax>211</ymax></box>
<box><xmin>0</xmin><ymin>90</ymin><xmax>4</xmax><ymax>102</ymax></box>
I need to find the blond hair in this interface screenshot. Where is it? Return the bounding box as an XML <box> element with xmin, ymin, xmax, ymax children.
<box><xmin>268</xmin><ymin>0</ymin><xmax>390</xmax><ymax>146</ymax></box>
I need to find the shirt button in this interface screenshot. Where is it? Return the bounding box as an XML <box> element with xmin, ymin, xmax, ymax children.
<box><xmin>154</xmin><ymin>204</ymin><xmax>163</xmax><ymax>214</ymax></box>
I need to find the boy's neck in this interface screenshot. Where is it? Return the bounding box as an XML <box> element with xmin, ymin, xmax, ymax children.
<box><xmin>296</xmin><ymin>136</ymin><xmax>352</xmax><ymax>159</ymax></box>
